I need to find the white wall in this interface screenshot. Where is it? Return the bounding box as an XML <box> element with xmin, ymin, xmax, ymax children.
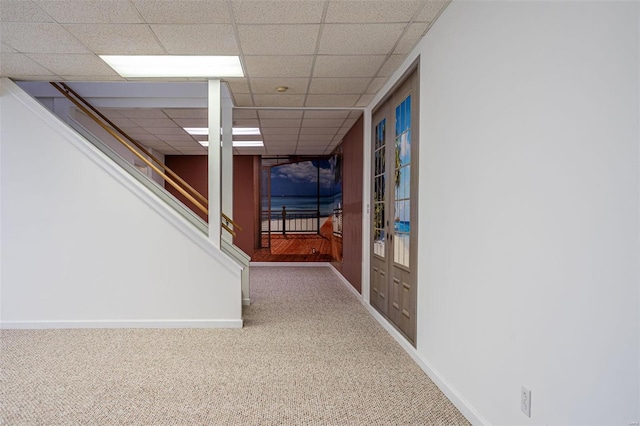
<box><xmin>366</xmin><ymin>1</ymin><xmax>639</xmax><ymax>424</ymax></box>
<box><xmin>70</xmin><ymin>109</ymin><xmax>166</xmax><ymax>187</ymax></box>
<box><xmin>0</xmin><ymin>78</ymin><xmax>242</xmax><ymax>328</ymax></box>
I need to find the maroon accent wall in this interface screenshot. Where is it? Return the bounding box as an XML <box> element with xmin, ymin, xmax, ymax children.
<box><xmin>333</xmin><ymin>116</ymin><xmax>364</xmax><ymax>292</ymax></box>
<box><xmin>164</xmin><ymin>155</ymin><xmax>208</xmax><ymax>223</ymax></box>
<box><xmin>233</xmin><ymin>155</ymin><xmax>259</xmax><ymax>257</ymax></box>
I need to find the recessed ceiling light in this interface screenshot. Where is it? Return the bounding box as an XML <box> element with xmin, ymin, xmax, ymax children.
<box><xmin>99</xmin><ymin>55</ymin><xmax>244</xmax><ymax>78</ymax></box>
<box><xmin>184</xmin><ymin>127</ymin><xmax>208</xmax><ymax>135</ymax></box>
<box><xmin>232</xmin><ymin>127</ymin><xmax>261</xmax><ymax>136</ymax></box>
<box><xmin>233</xmin><ymin>141</ymin><xmax>264</xmax><ymax>147</ymax></box>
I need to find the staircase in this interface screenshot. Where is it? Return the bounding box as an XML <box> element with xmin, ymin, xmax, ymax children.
<box><xmin>0</xmin><ymin>77</ymin><xmax>249</xmax><ymax>329</ymax></box>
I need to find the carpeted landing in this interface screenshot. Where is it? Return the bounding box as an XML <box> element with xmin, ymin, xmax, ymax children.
<box><xmin>0</xmin><ymin>266</ymin><xmax>469</xmax><ymax>425</ymax></box>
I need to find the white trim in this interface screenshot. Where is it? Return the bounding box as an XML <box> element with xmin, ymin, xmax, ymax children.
<box><xmin>328</xmin><ymin>264</ymin><xmax>362</xmax><ymax>300</ymax></box>
<box><xmin>208</xmin><ymin>79</ymin><xmax>222</xmax><ymax>248</ymax></box>
<box><xmin>363</xmin><ymin>302</ymin><xmax>487</xmax><ymax>425</ymax></box>
<box><xmin>242</xmin><ymin>298</ymin><xmax>251</xmax><ymax>306</ymax></box>
<box><xmin>1</xmin><ymin>319</ymin><xmax>243</xmax><ymax>329</ymax></box>
<box><xmin>1</xmin><ymin>78</ymin><xmax>241</xmax><ymax>277</ymax></box>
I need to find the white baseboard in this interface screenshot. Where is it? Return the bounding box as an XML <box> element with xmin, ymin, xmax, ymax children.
<box><xmin>1</xmin><ymin>319</ymin><xmax>244</xmax><ymax>329</ymax></box>
<box><xmin>327</xmin><ymin>264</ymin><xmax>362</xmax><ymax>299</ymax></box>
<box><xmin>242</xmin><ymin>298</ymin><xmax>251</xmax><ymax>306</ymax></box>
<box><xmin>363</xmin><ymin>303</ymin><xmax>487</xmax><ymax>426</ymax></box>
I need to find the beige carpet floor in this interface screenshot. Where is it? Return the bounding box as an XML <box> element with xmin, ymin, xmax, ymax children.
<box><xmin>1</xmin><ymin>266</ymin><xmax>469</xmax><ymax>425</ymax></box>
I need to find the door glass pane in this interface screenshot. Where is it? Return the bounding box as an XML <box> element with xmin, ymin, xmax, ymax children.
<box><xmin>373</xmin><ymin>118</ymin><xmax>386</xmax><ymax>258</ymax></box>
<box><xmin>394</xmin><ymin>95</ymin><xmax>411</xmax><ymax>267</ymax></box>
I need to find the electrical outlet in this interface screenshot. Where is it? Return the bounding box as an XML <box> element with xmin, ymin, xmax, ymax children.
<box><xmin>521</xmin><ymin>386</ymin><xmax>531</xmax><ymax>417</ymax></box>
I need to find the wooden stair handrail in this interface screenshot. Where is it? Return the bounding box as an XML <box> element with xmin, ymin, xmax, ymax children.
<box><xmin>55</xmin><ymin>82</ymin><xmax>209</xmax><ymax>209</ymax></box>
<box><xmin>50</xmin><ymin>82</ymin><xmax>208</xmax><ymax>216</ymax></box>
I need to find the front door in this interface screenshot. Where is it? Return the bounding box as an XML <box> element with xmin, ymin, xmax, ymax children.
<box><xmin>370</xmin><ymin>68</ymin><xmax>418</xmax><ymax>345</ymax></box>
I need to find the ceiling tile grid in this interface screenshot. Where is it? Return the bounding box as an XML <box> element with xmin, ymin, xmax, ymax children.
<box><xmin>2</xmin><ymin>0</ymin><xmax>450</xmax><ymax>155</ymax></box>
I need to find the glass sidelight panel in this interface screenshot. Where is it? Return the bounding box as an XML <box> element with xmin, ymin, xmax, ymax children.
<box><xmin>373</xmin><ymin>119</ymin><xmax>386</xmax><ymax>258</ymax></box>
<box><xmin>394</xmin><ymin>95</ymin><xmax>411</xmax><ymax>267</ymax></box>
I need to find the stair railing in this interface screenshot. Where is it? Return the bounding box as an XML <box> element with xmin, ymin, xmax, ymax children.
<box><xmin>50</xmin><ymin>82</ymin><xmax>242</xmax><ymax>240</ymax></box>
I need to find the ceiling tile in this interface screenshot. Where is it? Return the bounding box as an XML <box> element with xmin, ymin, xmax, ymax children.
<box><xmin>378</xmin><ymin>54</ymin><xmax>406</xmax><ymax>77</ymax></box>
<box><xmin>415</xmin><ymin>1</ymin><xmax>450</xmax><ymax>22</ymax></box>
<box><xmin>233</xmin><ymin>119</ymin><xmax>260</xmax><ymax>127</ymax></box>
<box><xmin>262</xmin><ymin>134</ymin><xmax>299</xmax><ymax>142</ymax></box>
<box><xmin>235</xmin><ymin>148</ymin><xmax>266</xmax><ymax>155</ymax></box>
<box><xmin>299</xmin><ymin>127</ymin><xmax>339</xmax><ymax>135</ymax></box>
<box><xmin>0</xmin><ymin>53</ymin><xmax>55</xmax><ymax>76</ymax></box>
<box><xmin>301</xmin><ymin>118</ymin><xmax>346</xmax><ymax>128</ymax></box>
<box><xmin>233</xmin><ymin>94</ymin><xmax>254</xmax><ymax>107</ymax></box>
<box><xmin>132</xmin><ymin>118</ymin><xmax>175</xmax><ymax>127</ymax></box>
<box><xmin>162</xmin><ymin>140</ymin><xmax>201</xmax><ymax>147</ymax></box>
<box><xmin>140</xmin><ymin>140</ymin><xmax>168</xmax><ymax>147</ymax></box>
<box><xmin>325</xmin><ymin>1</ymin><xmax>422</xmax><ymax>23</ymax></box>
<box><xmin>225</xmin><ymin>78</ymin><xmax>250</xmax><ymax>94</ymax></box>
<box><xmin>63</xmin><ymin>24</ymin><xmax>164</xmax><ymax>55</ymax></box>
<box><xmin>238</xmin><ymin>24</ymin><xmax>320</xmax><ymax>56</ymax></box>
<box><xmin>163</xmin><ymin>108</ymin><xmax>208</xmax><ymax>119</ymax></box>
<box><xmin>1</xmin><ymin>43</ymin><xmax>17</xmax><ymax>52</ymax></box>
<box><xmin>173</xmin><ymin>118</ymin><xmax>208</xmax><ymax>128</ymax></box>
<box><xmin>108</xmin><ymin>117</ymin><xmax>137</xmax><ymax>128</ymax></box>
<box><xmin>319</xmin><ymin>24</ymin><xmax>405</xmax><ymax>55</ymax></box>
<box><xmin>393</xmin><ymin>22</ymin><xmax>429</xmax><ymax>54</ymax></box>
<box><xmin>132</xmin><ymin>0</ymin><xmax>231</xmax><ymax>24</ymax></box>
<box><xmin>232</xmin><ymin>109</ymin><xmax>258</xmax><ymax>119</ymax></box>
<box><xmin>309</xmin><ymin>77</ymin><xmax>371</xmax><ymax>95</ymax></box>
<box><xmin>25</xmin><ymin>53</ymin><xmax>117</xmax><ymax>76</ymax></box>
<box><xmin>367</xmin><ymin>77</ymin><xmax>387</xmax><ymax>94</ymax></box>
<box><xmin>342</xmin><ymin>118</ymin><xmax>358</xmax><ymax>129</ymax></box>
<box><xmin>259</xmin><ymin>118</ymin><xmax>301</xmax><ymax>128</ymax></box>
<box><xmin>313</xmin><ymin>55</ymin><xmax>385</xmax><ymax>78</ymax></box>
<box><xmin>268</xmin><ymin>148</ymin><xmax>297</xmax><ymax>155</ymax></box>
<box><xmin>261</xmin><ymin>127</ymin><xmax>299</xmax><ymax>135</ymax></box>
<box><xmin>258</xmin><ymin>110</ymin><xmax>304</xmax><ymax>119</ymax></box>
<box><xmin>60</xmin><ymin>75</ymin><xmax>126</xmax><ymax>81</ymax></box>
<box><xmin>151</xmin><ymin>24</ymin><xmax>238</xmax><ymax>55</ymax></box>
<box><xmin>233</xmin><ymin>135</ymin><xmax>263</xmax><ymax>142</ymax></box>
<box><xmin>303</xmin><ymin>110</ymin><xmax>350</xmax><ymax>119</ymax></box>
<box><xmin>244</xmin><ymin>56</ymin><xmax>313</xmax><ymax>78</ymax></box>
<box><xmin>177</xmin><ymin>148</ymin><xmax>208</xmax><ymax>155</ymax></box>
<box><xmin>355</xmin><ymin>94</ymin><xmax>375</xmax><ymax>107</ymax></box>
<box><xmin>305</xmin><ymin>94</ymin><xmax>359</xmax><ymax>107</ymax></box>
<box><xmin>1</xmin><ymin>1</ymin><xmax>53</xmax><ymax>22</ymax></box>
<box><xmin>130</xmin><ymin>133</ymin><xmax>159</xmax><ymax>142</ymax></box>
<box><xmin>117</xmin><ymin>108</ymin><xmax>168</xmax><ymax>119</ymax></box>
<box><xmin>231</xmin><ymin>1</ymin><xmax>325</xmax><ymax>24</ymax></box>
<box><xmin>1</xmin><ymin>22</ymin><xmax>90</xmax><ymax>53</ymax></box>
<box><xmin>34</xmin><ymin>0</ymin><xmax>142</xmax><ymax>24</ymax></box>
<box><xmin>349</xmin><ymin>110</ymin><xmax>363</xmax><ymax>119</ymax></box>
<box><xmin>253</xmin><ymin>94</ymin><xmax>305</xmax><ymax>107</ymax></box>
<box><xmin>250</xmin><ymin>78</ymin><xmax>309</xmax><ymax>95</ymax></box>
<box><xmin>148</xmin><ymin>128</ymin><xmax>189</xmax><ymax>136</ymax></box>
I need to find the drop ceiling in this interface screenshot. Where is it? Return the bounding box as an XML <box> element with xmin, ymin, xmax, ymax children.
<box><xmin>1</xmin><ymin>0</ymin><xmax>450</xmax><ymax>155</ymax></box>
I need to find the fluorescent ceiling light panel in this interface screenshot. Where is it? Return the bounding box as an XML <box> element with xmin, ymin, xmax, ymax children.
<box><xmin>184</xmin><ymin>127</ymin><xmax>208</xmax><ymax>135</ymax></box>
<box><xmin>232</xmin><ymin>127</ymin><xmax>260</xmax><ymax>136</ymax></box>
<box><xmin>233</xmin><ymin>141</ymin><xmax>264</xmax><ymax>147</ymax></box>
<box><xmin>185</xmin><ymin>127</ymin><xmax>262</xmax><ymax>136</ymax></box>
<box><xmin>199</xmin><ymin>141</ymin><xmax>209</xmax><ymax>147</ymax></box>
<box><xmin>100</xmin><ymin>55</ymin><xmax>244</xmax><ymax>78</ymax></box>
